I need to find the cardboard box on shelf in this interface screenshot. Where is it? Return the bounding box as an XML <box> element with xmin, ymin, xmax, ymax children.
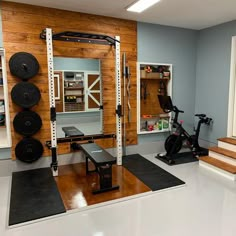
<box><xmin>140</xmin><ymin>70</ymin><xmax>161</xmax><ymax>79</ymax></box>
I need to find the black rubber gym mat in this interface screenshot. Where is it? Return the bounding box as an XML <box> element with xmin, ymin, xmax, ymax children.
<box><xmin>157</xmin><ymin>151</ymin><xmax>199</xmax><ymax>166</ymax></box>
<box><xmin>123</xmin><ymin>154</ymin><xmax>185</xmax><ymax>191</ymax></box>
<box><xmin>9</xmin><ymin>168</ymin><xmax>66</xmax><ymax>225</ymax></box>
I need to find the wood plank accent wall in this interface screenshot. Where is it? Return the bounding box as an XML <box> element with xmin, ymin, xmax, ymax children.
<box><xmin>1</xmin><ymin>2</ymin><xmax>137</xmax><ymax>159</ymax></box>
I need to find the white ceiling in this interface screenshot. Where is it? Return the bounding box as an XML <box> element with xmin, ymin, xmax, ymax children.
<box><xmin>5</xmin><ymin>0</ymin><xmax>236</xmax><ymax>30</ymax></box>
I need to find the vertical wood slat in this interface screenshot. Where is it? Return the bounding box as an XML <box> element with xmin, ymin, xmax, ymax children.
<box><xmin>1</xmin><ymin>2</ymin><xmax>137</xmax><ymax>159</ymax></box>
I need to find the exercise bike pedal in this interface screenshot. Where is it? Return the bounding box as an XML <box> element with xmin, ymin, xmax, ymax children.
<box><xmin>157</xmin><ymin>153</ymin><xmax>165</xmax><ymax>157</ymax></box>
<box><xmin>168</xmin><ymin>159</ymin><xmax>175</xmax><ymax>165</ymax></box>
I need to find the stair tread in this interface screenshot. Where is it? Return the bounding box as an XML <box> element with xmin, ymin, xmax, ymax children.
<box><xmin>209</xmin><ymin>146</ymin><xmax>236</xmax><ymax>159</ymax></box>
<box><xmin>218</xmin><ymin>137</ymin><xmax>236</xmax><ymax>145</ymax></box>
<box><xmin>199</xmin><ymin>156</ymin><xmax>236</xmax><ymax>174</ymax></box>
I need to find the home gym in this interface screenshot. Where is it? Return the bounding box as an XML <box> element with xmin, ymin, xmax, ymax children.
<box><xmin>1</xmin><ymin>1</ymin><xmax>236</xmax><ymax>235</ymax></box>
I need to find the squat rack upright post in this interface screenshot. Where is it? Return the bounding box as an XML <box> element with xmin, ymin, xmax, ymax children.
<box><xmin>40</xmin><ymin>28</ymin><xmax>123</xmax><ymax>175</ymax></box>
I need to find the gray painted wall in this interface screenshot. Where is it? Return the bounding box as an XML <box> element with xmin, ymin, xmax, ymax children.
<box><xmin>138</xmin><ymin>22</ymin><xmax>198</xmax><ymax>140</ymax></box>
<box><xmin>196</xmin><ymin>20</ymin><xmax>236</xmax><ymax>145</ymax></box>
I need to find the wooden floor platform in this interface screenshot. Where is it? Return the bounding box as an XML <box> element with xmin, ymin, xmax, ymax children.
<box><xmin>54</xmin><ymin>162</ymin><xmax>151</xmax><ymax>211</ymax></box>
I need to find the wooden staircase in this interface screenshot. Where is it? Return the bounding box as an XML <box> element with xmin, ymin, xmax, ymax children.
<box><xmin>199</xmin><ymin>137</ymin><xmax>236</xmax><ymax>181</ymax></box>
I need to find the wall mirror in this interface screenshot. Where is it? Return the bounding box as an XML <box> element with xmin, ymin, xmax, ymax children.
<box><xmin>53</xmin><ymin>57</ymin><xmax>103</xmax><ymax>138</ymax></box>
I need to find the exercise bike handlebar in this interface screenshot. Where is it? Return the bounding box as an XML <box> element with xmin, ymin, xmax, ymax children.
<box><xmin>195</xmin><ymin>114</ymin><xmax>206</xmax><ymax>118</ymax></box>
<box><xmin>194</xmin><ymin>113</ymin><xmax>212</xmax><ymax>125</ymax></box>
<box><xmin>172</xmin><ymin>107</ymin><xmax>212</xmax><ymax>127</ymax></box>
<box><xmin>172</xmin><ymin>106</ymin><xmax>184</xmax><ymax>124</ymax></box>
<box><xmin>173</xmin><ymin>106</ymin><xmax>184</xmax><ymax>114</ymax></box>
<box><xmin>199</xmin><ymin>116</ymin><xmax>212</xmax><ymax>126</ymax></box>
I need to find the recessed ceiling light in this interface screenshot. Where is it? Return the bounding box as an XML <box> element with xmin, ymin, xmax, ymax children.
<box><xmin>127</xmin><ymin>0</ymin><xmax>161</xmax><ymax>13</ymax></box>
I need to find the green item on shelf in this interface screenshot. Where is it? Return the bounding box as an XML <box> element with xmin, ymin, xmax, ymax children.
<box><xmin>163</xmin><ymin>119</ymin><xmax>169</xmax><ymax>129</ymax></box>
<box><xmin>158</xmin><ymin>119</ymin><xmax>162</xmax><ymax>130</ymax></box>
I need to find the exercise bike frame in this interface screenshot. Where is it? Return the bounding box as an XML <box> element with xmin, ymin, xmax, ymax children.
<box><xmin>160</xmin><ymin>105</ymin><xmax>212</xmax><ymax>164</ymax></box>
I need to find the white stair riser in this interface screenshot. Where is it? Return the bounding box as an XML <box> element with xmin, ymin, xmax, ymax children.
<box><xmin>209</xmin><ymin>151</ymin><xmax>236</xmax><ymax>166</ymax></box>
<box><xmin>218</xmin><ymin>141</ymin><xmax>236</xmax><ymax>152</ymax></box>
<box><xmin>199</xmin><ymin>160</ymin><xmax>236</xmax><ymax>181</ymax></box>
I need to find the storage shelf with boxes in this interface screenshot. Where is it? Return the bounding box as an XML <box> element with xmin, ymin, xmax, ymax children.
<box><xmin>137</xmin><ymin>62</ymin><xmax>172</xmax><ymax>134</ymax></box>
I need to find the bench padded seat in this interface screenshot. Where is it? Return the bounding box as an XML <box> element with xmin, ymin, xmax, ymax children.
<box><xmin>62</xmin><ymin>126</ymin><xmax>84</xmax><ymax>137</ymax></box>
<box><xmin>80</xmin><ymin>143</ymin><xmax>116</xmax><ymax>165</ymax></box>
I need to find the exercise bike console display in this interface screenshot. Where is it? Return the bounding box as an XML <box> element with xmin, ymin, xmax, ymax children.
<box><xmin>158</xmin><ymin>95</ymin><xmax>173</xmax><ymax>112</ymax></box>
<box><xmin>156</xmin><ymin>95</ymin><xmax>212</xmax><ymax>165</ymax></box>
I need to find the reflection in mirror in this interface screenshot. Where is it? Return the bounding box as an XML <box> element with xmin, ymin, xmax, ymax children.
<box><xmin>53</xmin><ymin>57</ymin><xmax>103</xmax><ymax>138</ymax></box>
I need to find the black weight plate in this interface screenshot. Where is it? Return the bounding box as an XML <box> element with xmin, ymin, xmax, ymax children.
<box><xmin>13</xmin><ymin>111</ymin><xmax>42</xmax><ymax>136</ymax></box>
<box><xmin>15</xmin><ymin>137</ymin><xmax>44</xmax><ymax>163</ymax></box>
<box><xmin>11</xmin><ymin>81</ymin><xmax>41</xmax><ymax>108</ymax></box>
<box><xmin>9</xmin><ymin>52</ymin><xmax>39</xmax><ymax>80</ymax></box>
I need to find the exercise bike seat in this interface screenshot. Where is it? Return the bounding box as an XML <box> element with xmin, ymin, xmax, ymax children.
<box><xmin>195</xmin><ymin>114</ymin><xmax>206</xmax><ymax>118</ymax></box>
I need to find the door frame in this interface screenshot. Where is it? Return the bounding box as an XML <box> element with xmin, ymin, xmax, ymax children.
<box><xmin>227</xmin><ymin>36</ymin><xmax>236</xmax><ymax>137</ymax></box>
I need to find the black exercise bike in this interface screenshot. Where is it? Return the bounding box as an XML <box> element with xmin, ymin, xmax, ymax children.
<box><xmin>157</xmin><ymin>95</ymin><xmax>212</xmax><ymax>165</ymax></box>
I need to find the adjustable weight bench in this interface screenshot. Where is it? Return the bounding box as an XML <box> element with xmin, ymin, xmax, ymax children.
<box><xmin>79</xmin><ymin>143</ymin><xmax>119</xmax><ymax>194</ymax></box>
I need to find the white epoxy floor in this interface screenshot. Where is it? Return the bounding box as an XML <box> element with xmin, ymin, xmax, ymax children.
<box><xmin>1</xmin><ymin>154</ymin><xmax>236</xmax><ymax>236</ymax></box>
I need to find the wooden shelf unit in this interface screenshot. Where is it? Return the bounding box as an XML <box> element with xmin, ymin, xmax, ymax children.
<box><xmin>64</xmin><ymin>87</ymin><xmax>84</xmax><ymax>90</ymax></box>
<box><xmin>137</xmin><ymin>62</ymin><xmax>172</xmax><ymax>134</ymax></box>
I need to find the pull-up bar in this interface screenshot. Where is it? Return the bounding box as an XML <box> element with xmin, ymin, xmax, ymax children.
<box><xmin>40</xmin><ymin>30</ymin><xmax>119</xmax><ymax>45</ymax></box>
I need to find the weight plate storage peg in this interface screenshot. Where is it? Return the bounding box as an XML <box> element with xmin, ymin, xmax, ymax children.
<box><xmin>9</xmin><ymin>52</ymin><xmax>39</xmax><ymax>80</ymax></box>
<box><xmin>11</xmin><ymin>81</ymin><xmax>41</xmax><ymax>108</ymax></box>
<box><xmin>13</xmin><ymin>110</ymin><xmax>42</xmax><ymax>136</ymax></box>
<box><xmin>15</xmin><ymin>137</ymin><xmax>44</xmax><ymax>163</ymax></box>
